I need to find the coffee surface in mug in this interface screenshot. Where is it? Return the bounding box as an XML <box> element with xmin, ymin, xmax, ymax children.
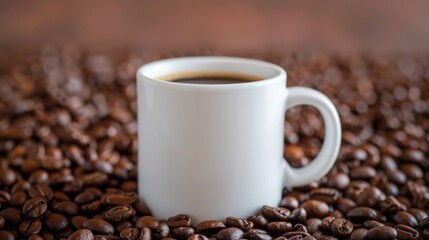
<box><xmin>158</xmin><ymin>72</ymin><xmax>262</xmax><ymax>84</ymax></box>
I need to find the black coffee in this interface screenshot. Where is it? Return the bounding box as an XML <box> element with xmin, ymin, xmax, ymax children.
<box><xmin>170</xmin><ymin>77</ymin><xmax>251</xmax><ymax>84</ymax></box>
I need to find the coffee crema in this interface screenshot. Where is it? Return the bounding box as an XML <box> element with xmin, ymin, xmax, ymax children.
<box><xmin>157</xmin><ymin>71</ymin><xmax>262</xmax><ymax>84</ymax></box>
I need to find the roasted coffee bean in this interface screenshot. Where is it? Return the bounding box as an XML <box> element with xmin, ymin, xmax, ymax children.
<box><xmin>105</xmin><ymin>205</ymin><xmax>135</xmax><ymax>222</ymax></box>
<box><xmin>68</xmin><ymin>229</ymin><xmax>95</xmax><ymax>240</ymax></box>
<box><xmin>9</xmin><ymin>191</ymin><xmax>27</xmax><ymax>208</ymax></box>
<box><xmin>19</xmin><ymin>219</ymin><xmax>42</xmax><ymax>236</ymax></box>
<box><xmin>0</xmin><ymin>207</ymin><xmax>22</xmax><ymax>224</ymax></box>
<box><xmin>305</xmin><ymin>218</ymin><xmax>321</xmax><ymax>234</ymax></box>
<box><xmin>171</xmin><ymin>227</ymin><xmax>195</xmax><ymax>240</ymax></box>
<box><xmin>0</xmin><ymin>230</ymin><xmax>14</xmax><ymax>240</ymax></box>
<box><xmin>363</xmin><ymin>220</ymin><xmax>384</xmax><ymax>228</ymax></box>
<box><xmin>195</xmin><ymin>220</ymin><xmax>225</xmax><ymax>235</ymax></box>
<box><xmin>245</xmin><ymin>229</ymin><xmax>272</xmax><ymax>240</ymax></box>
<box><xmin>83</xmin><ymin>218</ymin><xmax>115</xmax><ymax>235</ymax></box>
<box><xmin>101</xmin><ymin>192</ymin><xmax>138</xmax><ymax>206</ymax></box>
<box><xmin>23</xmin><ymin>197</ymin><xmax>47</xmax><ymax>218</ymax></box>
<box><xmin>392</xmin><ymin>211</ymin><xmax>418</xmax><ymax>227</ymax></box>
<box><xmin>310</xmin><ymin>188</ymin><xmax>340</xmax><ymax>205</ymax></box>
<box><xmin>225</xmin><ymin>216</ymin><xmax>253</xmax><ymax>232</ymax></box>
<box><xmin>335</xmin><ymin>198</ymin><xmax>356</xmax><ymax>214</ymax></box>
<box><xmin>28</xmin><ymin>184</ymin><xmax>53</xmax><ymax>202</ymax></box>
<box><xmin>152</xmin><ymin>222</ymin><xmax>170</xmax><ymax>239</ymax></box>
<box><xmin>29</xmin><ymin>170</ymin><xmax>49</xmax><ymax>184</ymax></box>
<box><xmin>408</xmin><ymin>208</ymin><xmax>428</xmax><ymax>222</ymax></box>
<box><xmin>356</xmin><ymin>186</ymin><xmax>386</xmax><ymax>207</ymax></box>
<box><xmin>292</xmin><ymin>223</ymin><xmax>307</xmax><ymax>232</ymax></box>
<box><xmin>188</xmin><ymin>234</ymin><xmax>209</xmax><ymax>240</ymax></box>
<box><xmin>119</xmin><ymin>228</ymin><xmax>140</xmax><ymax>240</ymax></box>
<box><xmin>320</xmin><ymin>216</ymin><xmax>335</xmax><ymax>232</ymax></box>
<box><xmin>280</xmin><ymin>196</ymin><xmax>299</xmax><ymax>210</ymax></box>
<box><xmin>0</xmin><ymin>191</ymin><xmax>11</xmax><ymax>204</ymax></box>
<box><xmin>135</xmin><ymin>216</ymin><xmax>159</xmax><ymax>230</ymax></box>
<box><xmin>350</xmin><ymin>228</ymin><xmax>368</xmax><ymax>240</ymax></box>
<box><xmin>167</xmin><ymin>214</ymin><xmax>191</xmax><ymax>228</ymax></box>
<box><xmin>82</xmin><ymin>200</ymin><xmax>102</xmax><ymax>213</ymax></box>
<box><xmin>0</xmin><ymin>216</ymin><xmax>4</xmax><ymax>229</ymax></box>
<box><xmin>44</xmin><ymin>213</ymin><xmax>69</xmax><ymax>232</ymax></box>
<box><xmin>367</xmin><ymin>226</ymin><xmax>397</xmax><ymax>240</ymax></box>
<box><xmin>281</xmin><ymin>231</ymin><xmax>310</xmax><ymax>238</ymax></box>
<box><xmin>248</xmin><ymin>215</ymin><xmax>268</xmax><ymax>229</ymax></box>
<box><xmin>330</xmin><ymin>218</ymin><xmax>353</xmax><ymax>238</ymax></box>
<box><xmin>216</xmin><ymin>227</ymin><xmax>244</xmax><ymax>240</ymax></box>
<box><xmin>394</xmin><ymin>224</ymin><xmax>419</xmax><ymax>240</ymax></box>
<box><xmin>266</xmin><ymin>222</ymin><xmax>292</xmax><ymax>235</ymax></box>
<box><xmin>289</xmin><ymin>207</ymin><xmax>307</xmax><ymax>223</ymax></box>
<box><xmin>261</xmin><ymin>205</ymin><xmax>290</xmax><ymax>221</ymax></box>
<box><xmin>53</xmin><ymin>200</ymin><xmax>80</xmax><ymax>215</ymax></box>
<box><xmin>0</xmin><ymin>168</ymin><xmax>17</xmax><ymax>187</ymax></box>
<box><xmin>346</xmin><ymin>207</ymin><xmax>377</xmax><ymax>222</ymax></box>
<box><xmin>300</xmin><ymin>200</ymin><xmax>329</xmax><ymax>218</ymax></box>
<box><xmin>350</xmin><ymin>166</ymin><xmax>376</xmax><ymax>180</ymax></box>
<box><xmin>71</xmin><ymin>215</ymin><xmax>88</xmax><ymax>229</ymax></box>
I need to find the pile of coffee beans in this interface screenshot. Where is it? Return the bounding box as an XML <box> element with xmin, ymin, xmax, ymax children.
<box><xmin>0</xmin><ymin>47</ymin><xmax>428</xmax><ymax>240</ymax></box>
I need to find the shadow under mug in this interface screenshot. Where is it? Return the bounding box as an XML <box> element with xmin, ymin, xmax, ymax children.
<box><xmin>137</xmin><ymin>57</ymin><xmax>341</xmax><ymax>223</ymax></box>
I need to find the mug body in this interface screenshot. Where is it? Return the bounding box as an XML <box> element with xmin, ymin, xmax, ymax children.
<box><xmin>137</xmin><ymin>57</ymin><xmax>287</xmax><ymax>223</ymax></box>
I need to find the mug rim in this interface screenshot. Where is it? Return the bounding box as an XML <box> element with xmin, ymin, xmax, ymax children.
<box><xmin>137</xmin><ymin>56</ymin><xmax>287</xmax><ymax>89</ymax></box>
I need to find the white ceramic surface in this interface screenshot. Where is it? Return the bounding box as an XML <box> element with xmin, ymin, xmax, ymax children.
<box><xmin>137</xmin><ymin>57</ymin><xmax>341</xmax><ymax>223</ymax></box>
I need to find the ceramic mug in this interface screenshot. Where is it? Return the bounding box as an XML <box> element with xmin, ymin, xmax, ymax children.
<box><xmin>137</xmin><ymin>57</ymin><xmax>341</xmax><ymax>223</ymax></box>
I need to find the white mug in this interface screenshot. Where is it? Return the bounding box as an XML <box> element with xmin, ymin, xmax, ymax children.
<box><xmin>137</xmin><ymin>57</ymin><xmax>341</xmax><ymax>223</ymax></box>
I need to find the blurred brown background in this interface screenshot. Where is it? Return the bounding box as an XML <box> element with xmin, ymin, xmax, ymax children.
<box><xmin>0</xmin><ymin>0</ymin><xmax>428</xmax><ymax>53</ymax></box>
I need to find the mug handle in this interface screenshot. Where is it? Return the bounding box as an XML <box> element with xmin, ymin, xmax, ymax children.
<box><xmin>283</xmin><ymin>87</ymin><xmax>341</xmax><ymax>187</ymax></box>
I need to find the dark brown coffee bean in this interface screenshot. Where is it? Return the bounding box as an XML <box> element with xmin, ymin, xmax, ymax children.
<box><xmin>0</xmin><ymin>168</ymin><xmax>17</xmax><ymax>187</ymax></box>
<box><xmin>152</xmin><ymin>222</ymin><xmax>170</xmax><ymax>239</ymax></box>
<box><xmin>245</xmin><ymin>229</ymin><xmax>272</xmax><ymax>240</ymax></box>
<box><xmin>45</xmin><ymin>213</ymin><xmax>69</xmax><ymax>232</ymax></box>
<box><xmin>101</xmin><ymin>192</ymin><xmax>138</xmax><ymax>206</ymax></box>
<box><xmin>330</xmin><ymin>218</ymin><xmax>353</xmax><ymax>238</ymax></box>
<box><xmin>247</xmin><ymin>215</ymin><xmax>268</xmax><ymax>229</ymax></box>
<box><xmin>408</xmin><ymin>208</ymin><xmax>428</xmax><ymax>222</ymax></box>
<box><xmin>82</xmin><ymin>200</ymin><xmax>103</xmax><ymax>214</ymax></box>
<box><xmin>300</xmin><ymin>200</ymin><xmax>329</xmax><ymax>218</ymax></box>
<box><xmin>71</xmin><ymin>215</ymin><xmax>88</xmax><ymax>229</ymax></box>
<box><xmin>0</xmin><ymin>230</ymin><xmax>14</xmax><ymax>240</ymax></box>
<box><xmin>19</xmin><ymin>219</ymin><xmax>42</xmax><ymax>236</ymax></box>
<box><xmin>280</xmin><ymin>196</ymin><xmax>299</xmax><ymax>209</ymax></box>
<box><xmin>9</xmin><ymin>191</ymin><xmax>27</xmax><ymax>208</ymax></box>
<box><xmin>266</xmin><ymin>222</ymin><xmax>292</xmax><ymax>236</ymax></box>
<box><xmin>29</xmin><ymin>170</ymin><xmax>49</xmax><ymax>184</ymax></box>
<box><xmin>305</xmin><ymin>218</ymin><xmax>321</xmax><ymax>234</ymax></box>
<box><xmin>83</xmin><ymin>218</ymin><xmax>115</xmax><ymax>235</ymax></box>
<box><xmin>188</xmin><ymin>234</ymin><xmax>209</xmax><ymax>240</ymax></box>
<box><xmin>23</xmin><ymin>197</ymin><xmax>47</xmax><ymax>219</ymax></box>
<box><xmin>135</xmin><ymin>216</ymin><xmax>159</xmax><ymax>230</ymax></box>
<box><xmin>0</xmin><ymin>191</ymin><xmax>11</xmax><ymax>204</ymax></box>
<box><xmin>119</xmin><ymin>228</ymin><xmax>140</xmax><ymax>240</ymax></box>
<box><xmin>350</xmin><ymin>228</ymin><xmax>368</xmax><ymax>240</ymax></box>
<box><xmin>281</xmin><ymin>231</ymin><xmax>310</xmax><ymax>238</ymax></box>
<box><xmin>392</xmin><ymin>211</ymin><xmax>418</xmax><ymax>227</ymax></box>
<box><xmin>75</xmin><ymin>191</ymin><xmax>98</xmax><ymax>205</ymax></box>
<box><xmin>336</xmin><ymin>198</ymin><xmax>356</xmax><ymax>215</ymax></box>
<box><xmin>0</xmin><ymin>207</ymin><xmax>22</xmax><ymax>224</ymax></box>
<box><xmin>320</xmin><ymin>216</ymin><xmax>335</xmax><ymax>232</ymax></box>
<box><xmin>367</xmin><ymin>226</ymin><xmax>397</xmax><ymax>240</ymax></box>
<box><xmin>0</xmin><ymin>216</ymin><xmax>4</xmax><ymax>229</ymax></box>
<box><xmin>363</xmin><ymin>220</ymin><xmax>384</xmax><ymax>228</ymax></box>
<box><xmin>105</xmin><ymin>205</ymin><xmax>136</xmax><ymax>222</ymax></box>
<box><xmin>53</xmin><ymin>200</ymin><xmax>80</xmax><ymax>215</ymax></box>
<box><xmin>225</xmin><ymin>216</ymin><xmax>253</xmax><ymax>232</ymax></box>
<box><xmin>356</xmin><ymin>186</ymin><xmax>386</xmax><ymax>207</ymax></box>
<box><xmin>28</xmin><ymin>184</ymin><xmax>53</xmax><ymax>201</ymax></box>
<box><xmin>195</xmin><ymin>220</ymin><xmax>225</xmax><ymax>235</ymax></box>
<box><xmin>68</xmin><ymin>229</ymin><xmax>95</xmax><ymax>240</ymax></box>
<box><xmin>167</xmin><ymin>214</ymin><xmax>191</xmax><ymax>228</ymax></box>
<box><xmin>82</xmin><ymin>172</ymin><xmax>108</xmax><ymax>186</ymax></box>
<box><xmin>289</xmin><ymin>207</ymin><xmax>307</xmax><ymax>223</ymax></box>
<box><xmin>216</xmin><ymin>227</ymin><xmax>244</xmax><ymax>240</ymax></box>
<box><xmin>171</xmin><ymin>227</ymin><xmax>194</xmax><ymax>240</ymax></box>
<box><xmin>379</xmin><ymin>196</ymin><xmax>407</xmax><ymax>214</ymax></box>
<box><xmin>346</xmin><ymin>207</ymin><xmax>377</xmax><ymax>222</ymax></box>
<box><xmin>394</xmin><ymin>224</ymin><xmax>419</xmax><ymax>240</ymax></box>
<box><xmin>350</xmin><ymin>166</ymin><xmax>376</xmax><ymax>180</ymax></box>
<box><xmin>261</xmin><ymin>205</ymin><xmax>290</xmax><ymax>221</ymax></box>
<box><xmin>310</xmin><ymin>188</ymin><xmax>340</xmax><ymax>205</ymax></box>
